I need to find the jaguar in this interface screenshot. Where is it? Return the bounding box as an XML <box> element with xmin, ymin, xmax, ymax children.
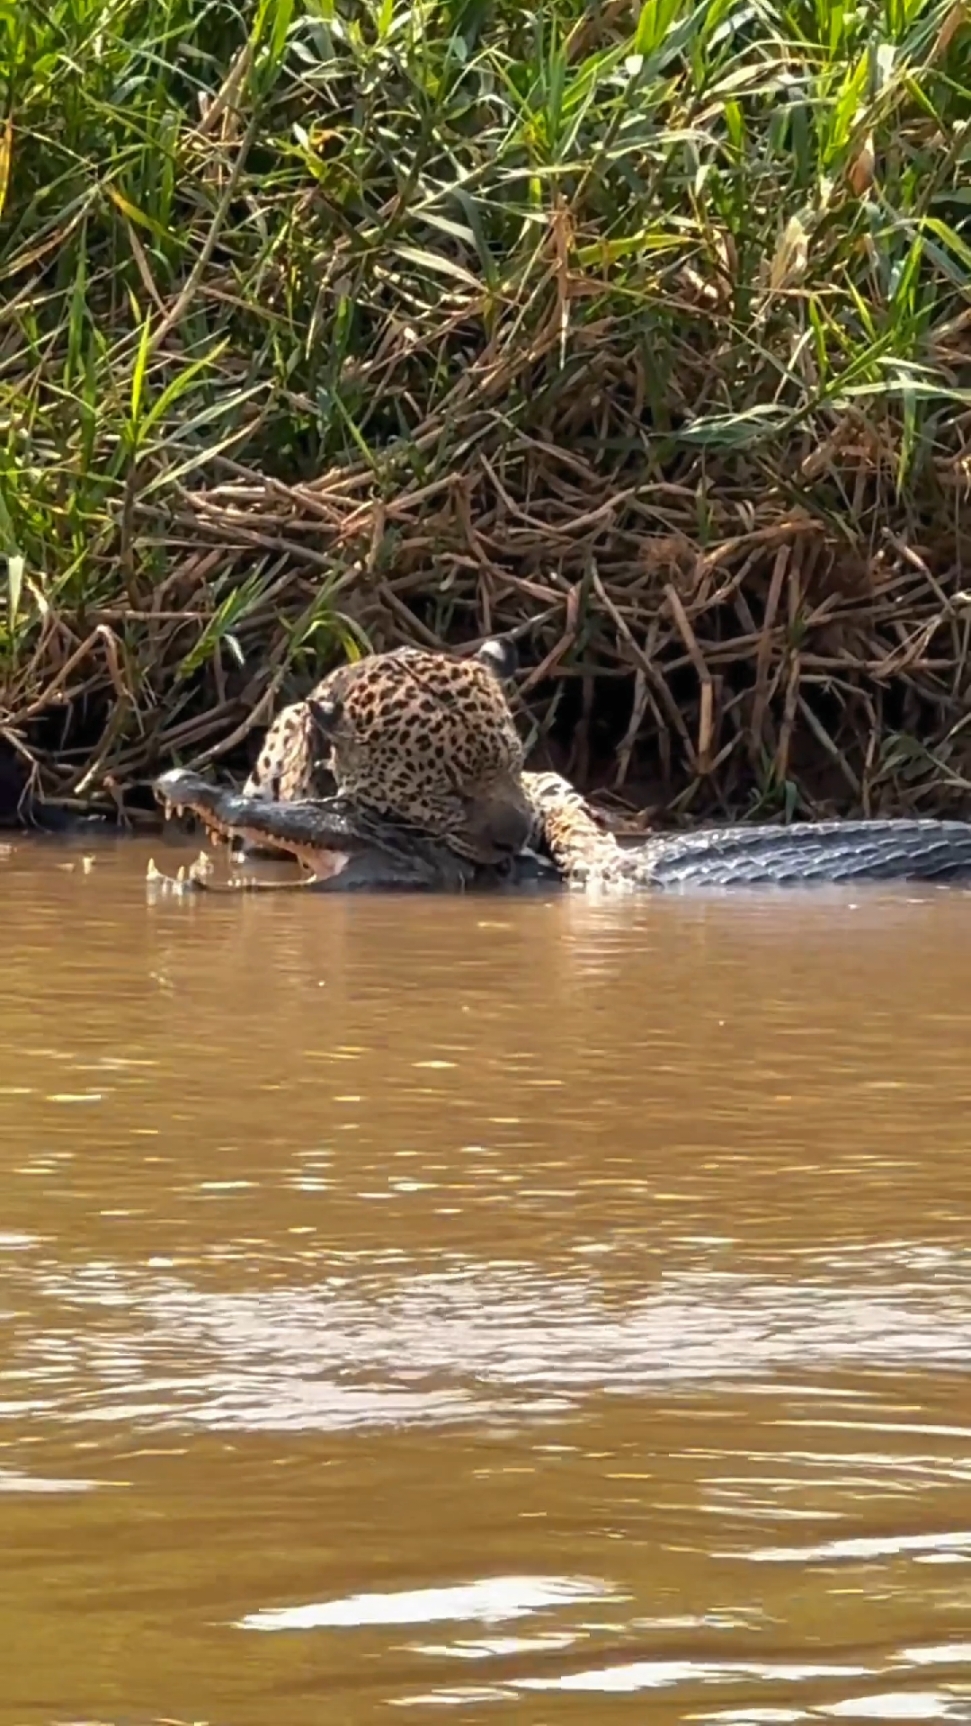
<box><xmin>241</xmin><ymin>638</ymin><xmax>533</xmax><ymax>866</ymax></box>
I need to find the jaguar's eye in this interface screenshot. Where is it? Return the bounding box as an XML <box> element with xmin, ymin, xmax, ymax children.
<box><xmin>308</xmin><ymin>694</ymin><xmax>344</xmax><ymax>740</ymax></box>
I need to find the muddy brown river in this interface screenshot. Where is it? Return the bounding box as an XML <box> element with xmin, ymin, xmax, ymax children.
<box><xmin>2</xmin><ymin>829</ymin><xmax>971</xmax><ymax>1724</ymax></box>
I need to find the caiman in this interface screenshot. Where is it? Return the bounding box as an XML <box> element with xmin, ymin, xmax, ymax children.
<box><xmin>152</xmin><ymin>767</ymin><xmax>971</xmax><ymax>893</ymax></box>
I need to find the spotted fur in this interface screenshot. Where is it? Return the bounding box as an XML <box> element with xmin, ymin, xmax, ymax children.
<box><xmin>519</xmin><ymin>770</ymin><xmax>626</xmax><ymax>881</ymax></box>
<box><xmin>244</xmin><ymin>639</ymin><xmax>533</xmax><ymax>866</ymax></box>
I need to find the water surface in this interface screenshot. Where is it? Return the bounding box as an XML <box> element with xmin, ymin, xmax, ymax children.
<box><xmin>2</xmin><ymin>832</ymin><xmax>971</xmax><ymax>1724</ymax></box>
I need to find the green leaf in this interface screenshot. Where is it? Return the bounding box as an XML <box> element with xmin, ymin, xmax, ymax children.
<box><xmin>129</xmin><ymin>311</ymin><xmax>152</xmax><ymax>429</ymax></box>
<box><xmin>6</xmin><ymin>554</ymin><xmax>23</xmax><ymax>627</ymax></box>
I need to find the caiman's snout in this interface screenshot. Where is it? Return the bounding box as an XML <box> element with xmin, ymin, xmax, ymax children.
<box><xmin>154</xmin><ymin>767</ymin><xmax>215</xmax><ymax>821</ymax></box>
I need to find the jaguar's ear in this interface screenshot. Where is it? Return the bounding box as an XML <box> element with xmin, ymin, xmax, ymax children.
<box><xmin>474</xmin><ymin>637</ymin><xmax>518</xmax><ymax>683</ymax></box>
<box><xmin>307</xmin><ymin>694</ymin><xmax>344</xmax><ymax>740</ymax></box>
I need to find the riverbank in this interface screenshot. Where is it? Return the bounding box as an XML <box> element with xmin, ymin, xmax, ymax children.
<box><xmin>3</xmin><ymin>0</ymin><xmax>971</xmax><ymax>825</ymax></box>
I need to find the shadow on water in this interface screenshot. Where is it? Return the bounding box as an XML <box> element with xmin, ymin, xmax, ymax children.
<box><xmin>1</xmin><ymin>831</ymin><xmax>971</xmax><ymax>1724</ymax></box>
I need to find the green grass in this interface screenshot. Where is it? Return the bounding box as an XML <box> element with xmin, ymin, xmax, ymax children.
<box><xmin>2</xmin><ymin>0</ymin><xmax>971</xmax><ymax>815</ymax></box>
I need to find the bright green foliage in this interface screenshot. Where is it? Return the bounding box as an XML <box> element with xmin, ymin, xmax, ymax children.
<box><xmin>1</xmin><ymin>0</ymin><xmax>970</xmax><ymax>809</ymax></box>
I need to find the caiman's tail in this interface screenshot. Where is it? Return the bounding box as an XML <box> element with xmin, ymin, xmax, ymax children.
<box><xmin>629</xmin><ymin>819</ymin><xmax>971</xmax><ymax>888</ymax></box>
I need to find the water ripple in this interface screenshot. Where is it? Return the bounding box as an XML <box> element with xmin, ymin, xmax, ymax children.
<box><xmin>3</xmin><ymin>1246</ymin><xmax>971</xmax><ymax>1432</ymax></box>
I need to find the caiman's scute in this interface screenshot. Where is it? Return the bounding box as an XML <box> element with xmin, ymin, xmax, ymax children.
<box><xmin>153</xmin><ymin>766</ymin><xmax>971</xmax><ymax>893</ymax></box>
<box><xmin>518</xmin><ymin>772</ymin><xmax>971</xmax><ymax>887</ymax></box>
<box><xmin>242</xmin><ymin>637</ymin><xmax>532</xmax><ymax>866</ymax></box>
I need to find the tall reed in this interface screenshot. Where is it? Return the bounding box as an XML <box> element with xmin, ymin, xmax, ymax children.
<box><xmin>2</xmin><ymin>0</ymin><xmax>970</xmax><ymax>817</ymax></box>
